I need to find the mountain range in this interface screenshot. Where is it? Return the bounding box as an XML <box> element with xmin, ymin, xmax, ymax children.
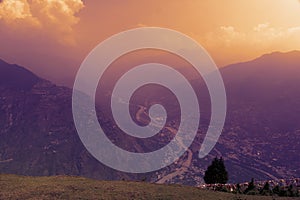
<box><xmin>0</xmin><ymin>51</ymin><xmax>299</xmax><ymax>185</ymax></box>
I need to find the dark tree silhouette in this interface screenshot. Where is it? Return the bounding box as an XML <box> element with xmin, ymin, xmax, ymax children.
<box><xmin>236</xmin><ymin>183</ymin><xmax>242</xmax><ymax>194</ymax></box>
<box><xmin>244</xmin><ymin>178</ymin><xmax>256</xmax><ymax>194</ymax></box>
<box><xmin>272</xmin><ymin>185</ymin><xmax>280</xmax><ymax>196</ymax></box>
<box><xmin>203</xmin><ymin>157</ymin><xmax>228</xmax><ymax>184</ymax></box>
<box><xmin>260</xmin><ymin>181</ymin><xmax>271</xmax><ymax>195</ymax></box>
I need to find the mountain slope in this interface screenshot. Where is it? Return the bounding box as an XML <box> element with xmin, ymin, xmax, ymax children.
<box><xmin>0</xmin><ymin>51</ymin><xmax>299</xmax><ymax>185</ymax></box>
<box><xmin>0</xmin><ymin>60</ymin><xmax>127</xmax><ymax>181</ymax></box>
<box><xmin>1</xmin><ymin>174</ymin><xmax>296</xmax><ymax>200</ymax></box>
<box><xmin>0</xmin><ymin>59</ymin><xmax>40</xmax><ymax>90</ymax></box>
<box><xmin>214</xmin><ymin>51</ymin><xmax>300</xmax><ymax>182</ymax></box>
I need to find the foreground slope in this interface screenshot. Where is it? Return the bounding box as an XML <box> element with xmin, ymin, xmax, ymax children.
<box><xmin>0</xmin><ymin>174</ymin><xmax>298</xmax><ymax>200</ymax></box>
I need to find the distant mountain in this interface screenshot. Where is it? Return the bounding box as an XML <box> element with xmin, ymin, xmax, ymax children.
<box><xmin>151</xmin><ymin>51</ymin><xmax>300</xmax><ymax>184</ymax></box>
<box><xmin>0</xmin><ymin>51</ymin><xmax>299</xmax><ymax>185</ymax></box>
<box><xmin>0</xmin><ymin>59</ymin><xmax>40</xmax><ymax>90</ymax></box>
<box><xmin>0</xmin><ymin>59</ymin><xmax>128</xmax><ymax>181</ymax></box>
<box><xmin>212</xmin><ymin>51</ymin><xmax>300</xmax><ymax>182</ymax></box>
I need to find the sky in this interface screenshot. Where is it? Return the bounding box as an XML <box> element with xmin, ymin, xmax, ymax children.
<box><xmin>0</xmin><ymin>0</ymin><xmax>300</xmax><ymax>86</ymax></box>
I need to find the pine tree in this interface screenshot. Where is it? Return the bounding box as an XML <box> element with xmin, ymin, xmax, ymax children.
<box><xmin>236</xmin><ymin>183</ymin><xmax>242</xmax><ymax>194</ymax></box>
<box><xmin>244</xmin><ymin>178</ymin><xmax>256</xmax><ymax>195</ymax></box>
<box><xmin>203</xmin><ymin>157</ymin><xmax>228</xmax><ymax>184</ymax></box>
<box><xmin>272</xmin><ymin>185</ymin><xmax>280</xmax><ymax>196</ymax></box>
<box><xmin>260</xmin><ymin>181</ymin><xmax>271</xmax><ymax>195</ymax></box>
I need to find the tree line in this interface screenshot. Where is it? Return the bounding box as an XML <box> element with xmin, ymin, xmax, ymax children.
<box><xmin>203</xmin><ymin>157</ymin><xmax>299</xmax><ymax>197</ymax></box>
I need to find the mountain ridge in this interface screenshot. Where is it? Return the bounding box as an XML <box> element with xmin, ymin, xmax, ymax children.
<box><xmin>0</xmin><ymin>50</ymin><xmax>299</xmax><ymax>185</ymax></box>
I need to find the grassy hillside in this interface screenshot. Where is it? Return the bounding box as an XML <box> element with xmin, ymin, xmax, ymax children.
<box><xmin>0</xmin><ymin>174</ymin><xmax>298</xmax><ymax>200</ymax></box>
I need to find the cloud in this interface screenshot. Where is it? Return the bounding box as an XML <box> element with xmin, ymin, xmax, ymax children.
<box><xmin>205</xmin><ymin>23</ymin><xmax>300</xmax><ymax>49</ymax></box>
<box><xmin>0</xmin><ymin>0</ymin><xmax>84</xmax><ymax>45</ymax></box>
<box><xmin>197</xmin><ymin>23</ymin><xmax>300</xmax><ymax>66</ymax></box>
<box><xmin>0</xmin><ymin>0</ymin><xmax>38</xmax><ymax>25</ymax></box>
<box><xmin>218</xmin><ymin>26</ymin><xmax>246</xmax><ymax>46</ymax></box>
<box><xmin>137</xmin><ymin>23</ymin><xmax>148</xmax><ymax>27</ymax></box>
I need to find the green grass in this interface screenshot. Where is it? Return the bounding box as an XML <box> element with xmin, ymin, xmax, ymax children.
<box><xmin>0</xmin><ymin>174</ymin><xmax>298</xmax><ymax>200</ymax></box>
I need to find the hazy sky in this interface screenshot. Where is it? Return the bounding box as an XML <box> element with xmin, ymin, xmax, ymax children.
<box><xmin>0</xmin><ymin>0</ymin><xmax>300</xmax><ymax>86</ymax></box>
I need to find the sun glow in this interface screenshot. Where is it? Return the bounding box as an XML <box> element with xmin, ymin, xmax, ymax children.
<box><xmin>0</xmin><ymin>0</ymin><xmax>300</xmax><ymax>85</ymax></box>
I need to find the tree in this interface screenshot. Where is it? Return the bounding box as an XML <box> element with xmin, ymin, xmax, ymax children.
<box><xmin>287</xmin><ymin>184</ymin><xmax>299</xmax><ymax>197</ymax></box>
<box><xmin>272</xmin><ymin>185</ymin><xmax>280</xmax><ymax>196</ymax></box>
<box><xmin>236</xmin><ymin>183</ymin><xmax>242</xmax><ymax>194</ymax></box>
<box><xmin>204</xmin><ymin>157</ymin><xmax>228</xmax><ymax>184</ymax></box>
<box><xmin>260</xmin><ymin>181</ymin><xmax>271</xmax><ymax>196</ymax></box>
<box><xmin>244</xmin><ymin>178</ymin><xmax>257</xmax><ymax>195</ymax></box>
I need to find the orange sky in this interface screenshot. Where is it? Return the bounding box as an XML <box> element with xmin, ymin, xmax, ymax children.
<box><xmin>0</xmin><ymin>0</ymin><xmax>300</xmax><ymax>86</ymax></box>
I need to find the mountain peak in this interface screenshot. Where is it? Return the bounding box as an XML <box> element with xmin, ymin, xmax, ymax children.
<box><xmin>258</xmin><ymin>50</ymin><xmax>300</xmax><ymax>60</ymax></box>
<box><xmin>0</xmin><ymin>59</ymin><xmax>40</xmax><ymax>91</ymax></box>
<box><xmin>223</xmin><ymin>50</ymin><xmax>300</xmax><ymax>73</ymax></box>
